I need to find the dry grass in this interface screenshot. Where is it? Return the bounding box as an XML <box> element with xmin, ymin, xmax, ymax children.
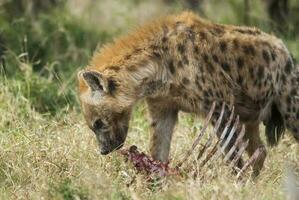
<box><xmin>1</xmin><ymin>81</ymin><xmax>298</xmax><ymax>199</ymax></box>
<box><xmin>1</xmin><ymin>0</ymin><xmax>299</xmax><ymax>199</ymax></box>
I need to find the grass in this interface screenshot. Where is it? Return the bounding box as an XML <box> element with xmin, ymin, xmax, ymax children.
<box><xmin>0</xmin><ymin>0</ymin><xmax>299</xmax><ymax>199</ymax></box>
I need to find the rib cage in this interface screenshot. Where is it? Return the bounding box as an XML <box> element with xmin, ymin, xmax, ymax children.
<box><xmin>177</xmin><ymin>101</ymin><xmax>265</xmax><ymax>179</ymax></box>
<box><xmin>120</xmin><ymin>101</ymin><xmax>265</xmax><ymax>180</ymax></box>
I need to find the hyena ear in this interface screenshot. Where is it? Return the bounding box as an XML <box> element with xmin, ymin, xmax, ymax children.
<box><xmin>79</xmin><ymin>70</ymin><xmax>117</xmax><ymax>94</ymax></box>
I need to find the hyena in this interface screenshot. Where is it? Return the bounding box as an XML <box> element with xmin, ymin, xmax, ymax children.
<box><xmin>78</xmin><ymin>12</ymin><xmax>298</xmax><ymax>176</ymax></box>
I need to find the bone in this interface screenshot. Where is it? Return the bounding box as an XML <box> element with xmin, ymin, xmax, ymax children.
<box><xmin>236</xmin><ymin>146</ymin><xmax>266</xmax><ymax>179</ymax></box>
<box><xmin>176</xmin><ymin>101</ymin><xmax>216</xmax><ymax>168</ymax></box>
<box><xmin>119</xmin><ymin>101</ymin><xmax>263</xmax><ymax>181</ymax></box>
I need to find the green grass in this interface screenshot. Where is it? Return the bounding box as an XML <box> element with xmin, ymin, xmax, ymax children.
<box><xmin>0</xmin><ymin>0</ymin><xmax>298</xmax><ymax>199</ymax></box>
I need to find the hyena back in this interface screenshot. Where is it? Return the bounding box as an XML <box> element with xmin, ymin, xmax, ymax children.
<box><xmin>78</xmin><ymin>12</ymin><xmax>298</xmax><ymax>176</ymax></box>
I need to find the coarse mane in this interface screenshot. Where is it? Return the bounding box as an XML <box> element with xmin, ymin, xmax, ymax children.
<box><xmin>89</xmin><ymin>16</ymin><xmax>173</xmax><ymax>70</ymax></box>
<box><xmin>89</xmin><ymin>12</ymin><xmax>204</xmax><ymax>70</ymax></box>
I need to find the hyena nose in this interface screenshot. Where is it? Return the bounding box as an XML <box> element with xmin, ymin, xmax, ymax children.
<box><xmin>100</xmin><ymin>148</ymin><xmax>110</xmax><ymax>155</ymax></box>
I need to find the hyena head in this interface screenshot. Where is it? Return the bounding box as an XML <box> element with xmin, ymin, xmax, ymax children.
<box><xmin>78</xmin><ymin>70</ymin><xmax>132</xmax><ymax>155</ymax></box>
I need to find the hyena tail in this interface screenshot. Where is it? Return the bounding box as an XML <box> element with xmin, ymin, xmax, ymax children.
<box><xmin>265</xmin><ymin>103</ymin><xmax>285</xmax><ymax>146</ymax></box>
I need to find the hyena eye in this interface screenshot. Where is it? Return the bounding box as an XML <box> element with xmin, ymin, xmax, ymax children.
<box><xmin>93</xmin><ymin>119</ymin><xmax>104</xmax><ymax>130</ymax></box>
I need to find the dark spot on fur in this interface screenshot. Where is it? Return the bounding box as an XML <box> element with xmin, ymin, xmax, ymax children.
<box><xmin>169</xmin><ymin>84</ymin><xmax>180</xmax><ymax>96</ymax></box>
<box><xmin>194</xmin><ymin>46</ymin><xmax>199</xmax><ymax>54</ymax></box>
<box><xmin>212</xmin><ymin>54</ymin><xmax>219</xmax><ymax>63</ymax></box>
<box><xmin>281</xmin><ymin>74</ymin><xmax>286</xmax><ymax>83</ymax></box>
<box><xmin>143</xmin><ymin>80</ymin><xmax>163</xmax><ymax>96</ymax></box>
<box><xmin>151</xmin><ymin>121</ymin><xmax>157</xmax><ymax>127</ymax></box>
<box><xmin>206</xmin><ymin>61</ymin><xmax>214</xmax><ymax>74</ymax></box>
<box><xmin>210</xmin><ymin>26</ymin><xmax>225</xmax><ymax>36</ymax></box>
<box><xmin>177</xmin><ymin>43</ymin><xmax>185</xmax><ymax>54</ymax></box>
<box><xmin>202</xmin><ymin>53</ymin><xmax>209</xmax><ymax>63</ymax></box>
<box><xmin>270</xmin><ymin>51</ymin><xmax>276</xmax><ymax>61</ymax></box>
<box><xmin>182</xmin><ymin>77</ymin><xmax>190</xmax><ymax>85</ymax></box>
<box><xmin>287</xmin><ymin>96</ymin><xmax>292</xmax><ymax>104</ymax></box>
<box><xmin>236</xmin><ymin>57</ymin><xmax>244</xmax><ymax>68</ymax></box>
<box><xmin>133</xmin><ymin>48</ymin><xmax>142</xmax><ymax>54</ymax></box>
<box><xmin>267</xmin><ymin>74</ymin><xmax>272</xmax><ymax>81</ymax></box>
<box><xmin>219</xmin><ymin>41</ymin><xmax>227</xmax><ymax>52</ymax></box>
<box><xmin>153</xmin><ymin>51</ymin><xmax>161</xmax><ymax>58</ymax></box>
<box><xmin>262</xmin><ymin>50</ymin><xmax>270</xmax><ymax>64</ymax></box>
<box><xmin>237</xmin><ymin>76</ymin><xmax>243</xmax><ymax>86</ymax></box>
<box><xmin>202</xmin><ymin>76</ymin><xmax>206</xmax><ymax>84</ymax></box>
<box><xmin>204</xmin><ymin>98</ymin><xmax>210</xmax><ymax>106</ymax></box>
<box><xmin>292</xmin><ymin>106</ymin><xmax>296</xmax><ymax>113</ymax></box>
<box><xmin>109</xmin><ymin>65</ymin><xmax>120</xmax><ymax>71</ymax></box>
<box><xmin>203</xmin><ymin>91</ymin><xmax>209</xmax><ymax>98</ymax></box>
<box><xmin>197</xmin><ymin>63</ymin><xmax>203</xmax><ymax>72</ymax></box>
<box><xmin>233</xmin><ymin>39</ymin><xmax>239</xmax><ymax>49</ymax></box>
<box><xmin>221</xmin><ymin>62</ymin><xmax>230</xmax><ymax>72</ymax></box>
<box><xmin>177</xmin><ymin>60</ymin><xmax>183</xmax><ymax>68</ymax></box>
<box><xmin>290</xmin><ymin>88</ymin><xmax>297</xmax><ymax>96</ymax></box>
<box><xmin>150</xmin><ymin>45</ymin><xmax>159</xmax><ymax>51</ymax></box>
<box><xmin>249</xmin><ymin>68</ymin><xmax>255</xmax><ymax>78</ymax></box>
<box><xmin>168</xmin><ymin>60</ymin><xmax>175</xmax><ymax>74</ymax></box>
<box><xmin>199</xmin><ymin>31</ymin><xmax>207</xmax><ymax>40</ymax></box>
<box><xmin>162</xmin><ymin>45</ymin><xmax>169</xmax><ymax>51</ymax></box>
<box><xmin>108</xmin><ymin>79</ymin><xmax>117</xmax><ymax>93</ymax></box>
<box><xmin>127</xmin><ymin>65</ymin><xmax>137</xmax><ymax>71</ymax></box>
<box><xmin>257</xmin><ymin>66</ymin><xmax>265</xmax><ymax>79</ymax></box>
<box><xmin>186</xmin><ymin>28</ymin><xmax>195</xmax><ymax>40</ymax></box>
<box><xmin>183</xmin><ymin>55</ymin><xmax>189</xmax><ymax>65</ymax></box>
<box><xmin>125</xmin><ymin>54</ymin><xmax>131</xmax><ymax>60</ymax></box>
<box><xmin>234</xmin><ymin>29</ymin><xmax>247</xmax><ymax>34</ymax></box>
<box><xmin>183</xmin><ymin>93</ymin><xmax>188</xmax><ymax>99</ymax></box>
<box><xmin>195</xmin><ymin>75</ymin><xmax>202</xmax><ymax>89</ymax></box>
<box><xmin>285</xmin><ymin>58</ymin><xmax>293</xmax><ymax>74</ymax></box>
<box><xmin>208</xmin><ymin>89</ymin><xmax>213</xmax><ymax>96</ymax></box>
<box><xmin>292</xmin><ymin>127</ymin><xmax>298</xmax><ymax>134</ymax></box>
<box><xmin>162</xmin><ymin>36</ymin><xmax>167</xmax><ymax>43</ymax></box>
<box><xmin>243</xmin><ymin>44</ymin><xmax>255</xmax><ymax>55</ymax></box>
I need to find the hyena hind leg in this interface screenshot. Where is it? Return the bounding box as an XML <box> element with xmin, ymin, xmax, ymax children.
<box><xmin>244</xmin><ymin>122</ymin><xmax>267</xmax><ymax>177</ymax></box>
<box><xmin>146</xmin><ymin>98</ymin><xmax>178</xmax><ymax>162</ymax></box>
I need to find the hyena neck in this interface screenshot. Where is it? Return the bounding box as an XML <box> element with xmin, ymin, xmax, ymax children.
<box><xmin>123</xmin><ymin>46</ymin><xmax>171</xmax><ymax>102</ymax></box>
<box><xmin>130</xmin><ymin>62</ymin><xmax>169</xmax><ymax>100</ymax></box>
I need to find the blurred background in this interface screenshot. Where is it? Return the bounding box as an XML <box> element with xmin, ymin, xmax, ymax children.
<box><xmin>0</xmin><ymin>0</ymin><xmax>299</xmax><ymax>115</ymax></box>
<box><xmin>1</xmin><ymin>1</ymin><xmax>299</xmax><ymax>199</ymax></box>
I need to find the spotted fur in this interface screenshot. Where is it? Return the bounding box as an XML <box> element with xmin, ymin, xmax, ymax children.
<box><xmin>78</xmin><ymin>12</ymin><xmax>298</xmax><ymax>176</ymax></box>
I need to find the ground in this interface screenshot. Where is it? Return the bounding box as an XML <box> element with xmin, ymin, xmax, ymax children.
<box><xmin>0</xmin><ymin>0</ymin><xmax>298</xmax><ymax>199</ymax></box>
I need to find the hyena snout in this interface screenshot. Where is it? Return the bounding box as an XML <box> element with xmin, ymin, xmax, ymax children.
<box><xmin>100</xmin><ymin>142</ymin><xmax>123</xmax><ymax>155</ymax></box>
<box><xmin>97</xmin><ymin>126</ymin><xmax>128</xmax><ymax>155</ymax></box>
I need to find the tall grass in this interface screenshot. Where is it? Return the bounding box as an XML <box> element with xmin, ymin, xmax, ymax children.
<box><xmin>0</xmin><ymin>0</ymin><xmax>298</xmax><ymax>199</ymax></box>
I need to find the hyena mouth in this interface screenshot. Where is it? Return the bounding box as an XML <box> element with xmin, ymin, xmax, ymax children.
<box><xmin>100</xmin><ymin>148</ymin><xmax>110</xmax><ymax>155</ymax></box>
<box><xmin>100</xmin><ymin>142</ymin><xmax>124</xmax><ymax>155</ymax></box>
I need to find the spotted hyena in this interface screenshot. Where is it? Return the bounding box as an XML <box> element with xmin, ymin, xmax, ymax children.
<box><xmin>78</xmin><ymin>12</ymin><xmax>298</xmax><ymax>176</ymax></box>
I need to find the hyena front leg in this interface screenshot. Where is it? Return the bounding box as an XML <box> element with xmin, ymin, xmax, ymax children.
<box><xmin>146</xmin><ymin>98</ymin><xmax>178</xmax><ymax>162</ymax></box>
<box><xmin>244</xmin><ymin>122</ymin><xmax>267</xmax><ymax>177</ymax></box>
